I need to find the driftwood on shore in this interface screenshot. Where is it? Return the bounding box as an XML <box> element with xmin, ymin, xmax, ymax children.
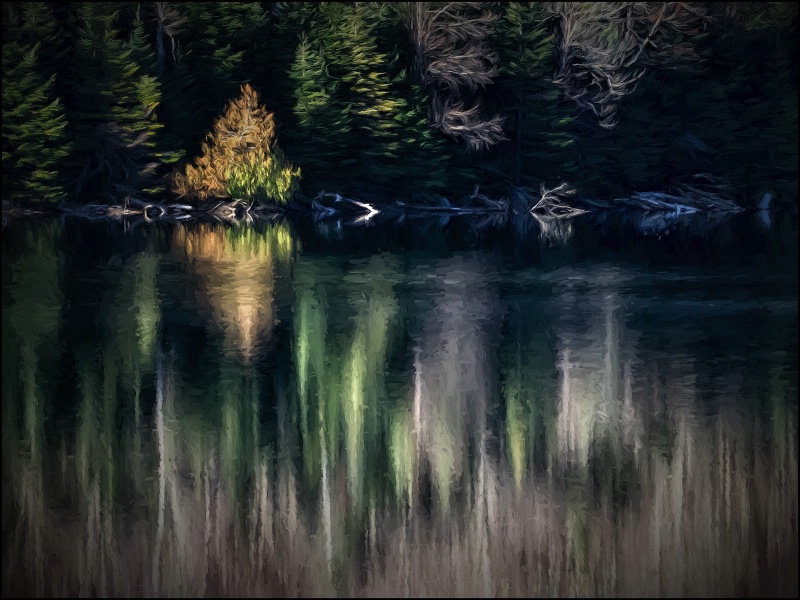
<box><xmin>2</xmin><ymin>196</ymin><xmax>286</xmax><ymax>229</ymax></box>
<box><xmin>3</xmin><ymin>174</ymin><xmax>759</xmax><ymax>233</ymax></box>
<box><xmin>310</xmin><ymin>183</ymin><xmax>592</xmax><ymax>226</ymax></box>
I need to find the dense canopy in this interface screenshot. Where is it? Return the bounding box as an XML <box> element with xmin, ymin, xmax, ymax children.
<box><xmin>2</xmin><ymin>2</ymin><xmax>797</xmax><ymax>208</ymax></box>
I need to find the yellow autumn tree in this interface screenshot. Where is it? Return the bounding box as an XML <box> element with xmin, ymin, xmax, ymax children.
<box><xmin>171</xmin><ymin>83</ymin><xmax>300</xmax><ymax>204</ymax></box>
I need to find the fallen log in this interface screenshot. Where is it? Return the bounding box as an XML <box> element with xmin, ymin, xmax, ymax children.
<box><xmin>3</xmin><ymin>172</ymin><xmax>753</xmax><ymax>231</ymax></box>
<box><xmin>312</xmin><ymin>192</ymin><xmax>380</xmax><ymax>223</ymax></box>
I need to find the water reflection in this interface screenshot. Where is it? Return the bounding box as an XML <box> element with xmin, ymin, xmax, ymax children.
<box><xmin>172</xmin><ymin>221</ymin><xmax>297</xmax><ymax>364</ymax></box>
<box><xmin>3</xmin><ymin>222</ymin><xmax>63</xmax><ymax>598</ymax></box>
<box><xmin>1</xmin><ymin>218</ymin><xmax>797</xmax><ymax>597</ymax></box>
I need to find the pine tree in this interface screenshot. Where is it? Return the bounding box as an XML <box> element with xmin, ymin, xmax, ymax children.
<box><xmin>282</xmin><ymin>3</ymin><xmax>454</xmax><ymax>199</ymax></box>
<box><xmin>1</xmin><ymin>3</ymin><xmax>71</xmax><ymax>203</ymax></box>
<box><xmin>393</xmin><ymin>82</ymin><xmax>452</xmax><ymax>194</ymax></box>
<box><xmin>491</xmin><ymin>2</ymin><xmax>576</xmax><ymax>188</ymax></box>
<box><xmin>332</xmin><ymin>4</ymin><xmax>408</xmax><ymax>187</ymax></box>
<box><xmin>284</xmin><ymin>3</ymin><xmax>398</xmax><ymax>196</ymax></box>
<box><xmin>128</xmin><ymin>7</ymin><xmax>183</xmax><ymax>190</ymax></box>
<box><xmin>2</xmin><ymin>43</ymin><xmax>71</xmax><ymax>203</ymax></box>
<box><xmin>268</xmin><ymin>2</ymin><xmax>322</xmax><ymax>126</ymax></box>
<box><xmin>142</xmin><ymin>2</ymin><xmax>194</xmax><ymax>165</ymax></box>
<box><xmin>2</xmin><ymin>1</ymin><xmax>69</xmax><ymax>71</ymax></box>
<box><xmin>167</xmin><ymin>2</ymin><xmax>272</xmax><ymax>155</ymax></box>
<box><xmin>316</xmin><ymin>2</ymin><xmax>449</xmax><ymax>198</ymax></box>
<box><xmin>63</xmin><ymin>3</ymin><xmax>170</xmax><ymax>201</ymax></box>
<box><xmin>287</xmin><ymin>32</ymin><xmax>355</xmax><ymax>193</ymax></box>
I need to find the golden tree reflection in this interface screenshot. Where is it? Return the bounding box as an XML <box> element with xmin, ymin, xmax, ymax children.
<box><xmin>173</xmin><ymin>221</ymin><xmax>297</xmax><ymax>364</ymax></box>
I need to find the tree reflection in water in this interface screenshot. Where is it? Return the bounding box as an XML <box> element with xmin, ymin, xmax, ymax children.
<box><xmin>1</xmin><ymin>222</ymin><xmax>797</xmax><ymax>597</ymax></box>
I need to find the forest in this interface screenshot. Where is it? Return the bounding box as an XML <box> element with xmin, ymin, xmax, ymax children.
<box><xmin>2</xmin><ymin>5</ymin><xmax>799</xmax><ymax>596</ymax></box>
<box><xmin>2</xmin><ymin>2</ymin><xmax>798</xmax><ymax>213</ymax></box>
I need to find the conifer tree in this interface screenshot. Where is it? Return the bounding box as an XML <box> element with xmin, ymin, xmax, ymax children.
<box><xmin>268</xmin><ymin>2</ymin><xmax>322</xmax><ymax>125</ymax></box>
<box><xmin>393</xmin><ymin>83</ymin><xmax>452</xmax><ymax>194</ymax></box>
<box><xmin>287</xmin><ymin>32</ymin><xmax>355</xmax><ymax>192</ymax></box>
<box><xmin>316</xmin><ymin>2</ymin><xmax>452</xmax><ymax>197</ymax></box>
<box><xmin>63</xmin><ymin>3</ymin><xmax>170</xmax><ymax>200</ymax></box>
<box><xmin>142</xmin><ymin>2</ymin><xmax>193</xmax><ymax>163</ymax></box>
<box><xmin>1</xmin><ymin>3</ymin><xmax>71</xmax><ymax>203</ymax></box>
<box><xmin>282</xmin><ymin>3</ymin><xmax>454</xmax><ymax>199</ymax></box>
<box><xmin>2</xmin><ymin>1</ymin><xmax>69</xmax><ymax>72</ymax></box>
<box><xmin>128</xmin><ymin>7</ymin><xmax>183</xmax><ymax>185</ymax></box>
<box><xmin>167</xmin><ymin>2</ymin><xmax>272</xmax><ymax>154</ymax></box>
<box><xmin>285</xmin><ymin>3</ymin><xmax>399</xmax><ymax>195</ymax></box>
<box><xmin>332</xmin><ymin>4</ymin><xmax>408</xmax><ymax>185</ymax></box>
<box><xmin>491</xmin><ymin>2</ymin><xmax>576</xmax><ymax>188</ymax></box>
<box><xmin>2</xmin><ymin>43</ymin><xmax>71</xmax><ymax>203</ymax></box>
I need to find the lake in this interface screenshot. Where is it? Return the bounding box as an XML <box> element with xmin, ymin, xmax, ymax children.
<box><xmin>2</xmin><ymin>210</ymin><xmax>797</xmax><ymax>597</ymax></box>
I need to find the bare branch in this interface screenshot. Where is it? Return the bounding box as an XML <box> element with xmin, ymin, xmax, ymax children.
<box><xmin>529</xmin><ymin>182</ymin><xmax>587</xmax><ymax>219</ymax></box>
<box><xmin>399</xmin><ymin>2</ymin><xmax>505</xmax><ymax>149</ymax></box>
<box><xmin>429</xmin><ymin>92</ymin><xmax>506</xmax><ymax>150</ymax></box>
<box><xmin>152</xmin><ymin>2</ymin><xmax>187</xmax><ymax>73</ymax></box>
<box><xmin>548</xmin><ymin>2</ymin><xmax>712</xmax><ymax>127</ymax></box>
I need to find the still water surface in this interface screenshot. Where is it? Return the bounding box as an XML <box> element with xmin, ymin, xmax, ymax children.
<box><xmin>2</xmin><ymin>211</ymin><xmax>797</xmax><ymax>597</ymax></box>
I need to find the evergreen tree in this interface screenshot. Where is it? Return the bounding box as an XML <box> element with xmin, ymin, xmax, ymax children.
<box><xmin>316</xmin><ymin>3</ymin><xmax>452</xmax><ymax>198</ymax></box>
<box><xmin>490</xmin><ymin>2</ymin><xmax>576</xmax><ymax>188</ymax></box>
<box><xmin>2</xmin><ymin>1</ymin><xmax>70</xmax><ymax>73</ymax></box>
<box><xmin>268</xmin><ymin>2</ymin><xmax>323</xmax><ymax>127</ymax></box>
<box><xmin>1</xmin><ymin>3</ymin><xmax>71</xmax><ymax>203</ymax></box>
<box><xmin>287</xmin><ymin>32</ymin><xmax>355</xmax><ymax>193</ymax></box>
<box><xmin>166</xmin><ymin>2</ymin><xmax>272</xmax><ymax>155</ymax></box>
<box><xmin>63</xmin><ymin>3</ymin><xmax>170</xmax><ymax>200</ymax></box>
<box><xmin>331</xmin><ymin>4</ymin><xmax>408</xmax><ymax>188</ymax></box>
<box><xmin>128</xmin><ymin>7</ymin><xmax>183</xmax><ymax>185</ymax></box>
<box><xmin>393</xmin><ymin>82</ymin><xmax>452</xmax><ymax>195</ymax></box>
<box><xmin>142</xmin><ymin>2</ymin><xmax>193</xmax><ymax>164</ymax></box>
<box><xmin>2</xmin><ymin>43</ymin><xmax>71</xmax><ymax>203</ymax></box>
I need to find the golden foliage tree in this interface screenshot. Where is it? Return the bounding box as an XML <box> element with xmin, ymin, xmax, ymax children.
<box><xmin>171</xmin><ymin>83</ymin><xmax>299</xmax><ymax>204</ymax></box>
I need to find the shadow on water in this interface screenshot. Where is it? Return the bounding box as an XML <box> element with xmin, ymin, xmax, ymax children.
<box><xmin>2</xmin><ymin>211</ymin><xmax>797</xmax><ymax>596</ymax></box>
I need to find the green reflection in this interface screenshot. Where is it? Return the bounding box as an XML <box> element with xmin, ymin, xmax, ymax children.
<box><xmin>501</xmin><ymin>300</ymin><xmax>558</xmax><ymax>491</ymax></box>
<box><xmin>294</xmin><ymin>259</ymin><xmax>331</xmax><ymax>485</ymax></box>
<box><xmin>343</xmin><ymin>256</ymin><xmax>399</xmax><ymax>511</ymax></box>
<box><xmin>6</xmin><ymin>222</ymin><xmax>63</xmax><ymax>460</ymax></box>
<box><xmin>389</xmin><ymin>404</ymin><xmax>416</xmax><ymax>510</ymax></box>
<box><xmin>2</xmin><ymin>221</ymin><xmax>63</xmax><ymax>598</ymax></box>
<box><xmin>112</xmin><ymin>251</ymin><xmax>161</xmax><ymax>494</ymax></box>
<box><xmin>293</xmin><ymin>254</ymin><xmax>400</xmax><ymax>515</ymax></box>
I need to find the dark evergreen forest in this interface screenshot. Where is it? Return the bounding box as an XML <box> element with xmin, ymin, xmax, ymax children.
<box><xmin>2</xmin><ymin>2</ymin><xmax>797</xmax><ymax>210</ymax></box>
